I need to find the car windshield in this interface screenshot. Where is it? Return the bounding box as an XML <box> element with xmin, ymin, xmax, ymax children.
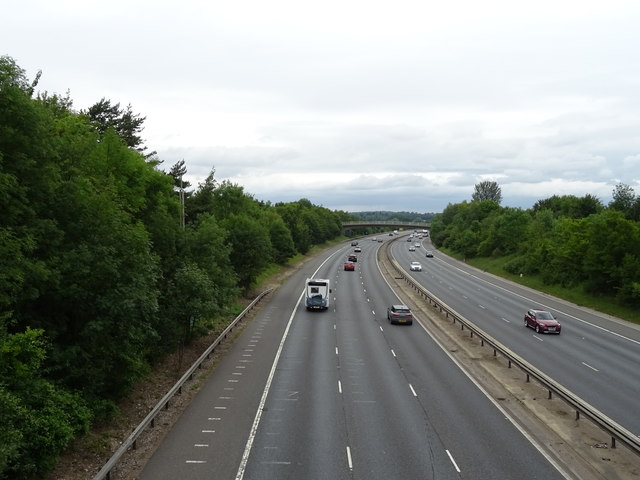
<box><xmin>536</xmin><ymin>311</ymin><xmax>554</xmax><ymax>320</ymax></box>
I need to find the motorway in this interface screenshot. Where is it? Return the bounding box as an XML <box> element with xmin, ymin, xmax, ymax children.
<box><xmin>140</xmin><ymin>236</ymin><xmax>578</xmax><ymax>480</ymax></box>
<box><xmin>392</xmin><ymin>234</ymin><xmax>640</xmax><ymax>436</ymax></box>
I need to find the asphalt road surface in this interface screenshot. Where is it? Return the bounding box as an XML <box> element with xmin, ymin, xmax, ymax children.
<box><xmin>393</xmin><ymin>235</ymin><xmax>640</xmax><ymax>436</ymax></box>
<box><xmin>140</xmin><ymin>238</ymin><xmax>573</xmax><ymax>480</ymax></box>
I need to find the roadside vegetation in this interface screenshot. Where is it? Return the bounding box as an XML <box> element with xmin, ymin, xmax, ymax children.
<box><xmin>0</xmin><ymin>56</ymin><xmax>355</xmax><ymax>479</ymax></box>
<box><xmin>431</xmin><ymin>181</ymin><xmax>640</xmax><ymax>324</ymax></box>
<box><xmin>4</xmin><ymin>52</ymin><xmax>638</xmax><ymax>479</ymax></box>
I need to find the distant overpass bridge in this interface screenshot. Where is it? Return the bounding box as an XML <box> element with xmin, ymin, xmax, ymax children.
<box><xmin>341</xmin><ymin>220</ymin><xmax>430</xmax><ymax>234</ymax></box>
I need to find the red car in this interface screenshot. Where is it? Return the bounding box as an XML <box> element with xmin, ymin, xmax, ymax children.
<box><xmin>344</xmin><ymin>262</ymin><xmax>355</xmax><ymax>271</ymax></box>
<box><xmin>524</xmin><ymin>309</ymin><xmax>561</xmax><ymax>334</ymax></box>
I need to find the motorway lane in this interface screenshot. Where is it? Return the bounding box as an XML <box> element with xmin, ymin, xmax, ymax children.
<box><xmin>392</xmin><ymin>236</ymin><xmax>640</xmax><ymax>435</ymax></box>
<box><xmin>139</xmin><ymin>243</ymin><xmax>350</xmax><ymax>480</ymax></box>
<box><xmin>241</xmin><ymin>242</ymin><xmax>456</xmax><ymax>479</ymax></box>
<box><xmin>242</xmin><ymin>238</ymin><xmax>568</xmax><ymax>479</ymax></box>
<box><xmin>141</xmin><ymin>237</ymin><xmax>571</xmax><ymax>480</ymax></box>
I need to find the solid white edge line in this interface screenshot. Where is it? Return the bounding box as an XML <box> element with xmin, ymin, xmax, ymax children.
<box><xmin>235</xmin><ymin>252</ymin><xmax>339</xmax><ymax>480</ymax></box>
<box><xmin>445</xmin><ymin>449</ymin><xmax>461</xmax><ymax>473</ymax></box>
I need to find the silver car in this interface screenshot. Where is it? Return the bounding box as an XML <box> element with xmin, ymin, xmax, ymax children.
<box><xmin>387</xmin><ymin>305</ymin><xmax>413</xmax><ymax>325</ymax></box>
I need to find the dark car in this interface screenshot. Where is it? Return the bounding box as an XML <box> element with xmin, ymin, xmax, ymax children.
<box><xmin>387</xmin><ymin>304</ymin><xmax>413</xmax><ymax>325</ymax></box>
<box><xmin>524</xmin><ymin>309</ymin><xmax>561</xmax><ymax>334</ymax></box>
<box><xmin>425</xmin><ymin>250</ymin><xmax>434</xmax><ymax>258</ymax></box>
<box><xmin>344</xmin><ymin>262</ymin><xmax>355</xmax><ymax>271</ymax></box>
<box><xmin>348</xmin><ymin>254</ymin><xmax>357</xmax><ymax>262</ymax></box>
<box><xmin>351</xmin><ymin>241</ymin><xmax>358</xmax><ymax>246</ymax></box>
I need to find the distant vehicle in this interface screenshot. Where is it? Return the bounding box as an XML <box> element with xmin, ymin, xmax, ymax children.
<box><xmin>348</xmin><ymin>254</ymin><xmax>357</xmax><ymax>262</ymax></box>
<box><xmin>406</xmin><ymin>238</ymin><xmax>412</xmax><ymax>242</ymax></box>
<box><xmin>388</xmin><ymin>233</ymin><xmax>393</xmax><ymax>236</ymax></box>
<box><xmin>524</xmin><ymin>309</ymin><xmax>561</xmax><ymax>334</ymax></box>
<box><xmin>414</xmin><ymin>243</ymin><xmax>421</xmax><ymax>248</ymax></box>
<box><xmin>351</xmin><ymin>241</ymin><xmax>358</xmax><ymax>246</ymax></box>
<box><xmin>387</xmin><ymin>304</ymin><xmax>413</xmax><ymax>325</ymax></box>
<box><xmin>425</xmin><ymin>250</ymin><xmax>434</xmax><ymax>258</ymax></box>
<box><xmin>409</xmin><ymin>246</ymin><xmax>416</xmax><ymax>252</ymax></box>
<box><xmin>409</xmin><ymin>261</ymin><xmax>422</xmax><ymax>271</ymax></box>
<box><xmin>377</xmin><ymin>239</ymin><xmax>383</xmax><ymax>243</ymax></box>
<box><xmin>305</xmin><ymin>278</ymin><xmax>331</xmax><ymax>311</ymax></box>
<box><xmin>344</xmin><ymin>262</ymin><xmax>355</xmax><ymax>271</ymax></box>
<box><xmin>372</xmin><ymin>237</ymin><xmax>377</xmax><ymax>241</ymax></box>
<box><xmin>354</xmin><ymin>246</ymin><xmax>362</xmax><ymax>252</ymax></box>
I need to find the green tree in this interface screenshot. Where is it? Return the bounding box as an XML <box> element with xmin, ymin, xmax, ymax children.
<box><xmin>477</xmin><ymin>207</ymin><xmax>529</xmax><ymax>256</ymax></box>
<box><xmin>276</xmin><ymin>202</ymin><xmax>312</xmax><ymax>254</ymax></box>
<box><xmin>222</xmin><ymin>214</ymin><xmax>273</xmax><ymax>289</ymax></box>
<box><xmin>261</xmin><ymin>210</ymin><xmax>296</xmax><ymax>264</ymax></box>
<box><xmin>164</xmin><ymin>263</ymin><xmax>218</xmax><ymax>346</ymax></box>
<box><xmin>472</xmin><ymin>180</ymin><xmax>502</xmax><ymax>204</ymax></box>
<box><xmin>582</xmin><ymin>210</ymin><xmax>640</xmax><ymax>295</ymax></box>
<box><xmin>82</xmin><ymin>97</ymin><xmax>154</xmax><ymax>156</ymax></box>
<box><xmin>609</xmin><ymin>183</ymin><xmax>636</xmax><ymax>219</ymax></box>
<box><xmin>0</xmin><ymin>326</ymin><xmax>91</xmax><ymax>479</ymax></box>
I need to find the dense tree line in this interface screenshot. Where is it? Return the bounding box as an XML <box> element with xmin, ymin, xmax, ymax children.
<box><xmin>0</xmin><ymin>56</ymin><xmax>351</xmax><ymax>479</ymax></box>
<box><xmin>430</xmin><ymin>184</ymin><xmax>640</xmax><ymax>306</ymax></box>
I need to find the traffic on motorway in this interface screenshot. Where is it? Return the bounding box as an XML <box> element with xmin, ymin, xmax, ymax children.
<box><xmin>394</xmin><ymin>231</ymin><xmax>640</xmax><ymax>438</ymax></box>
<box><xmin>139</xmin><ymin>232</ymin><xmax>577</xmax><ymax>480</ymax></box>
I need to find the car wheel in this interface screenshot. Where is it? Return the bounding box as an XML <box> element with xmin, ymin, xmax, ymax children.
<box><xmin>535</xmin><ymin>324</ymin><xmax>540</xmax><ymax>333</ymax></box>
<box><xmin>524</xmin><ymin>318</ymin><xmax>528</xmax><ymax>327</ymax></box>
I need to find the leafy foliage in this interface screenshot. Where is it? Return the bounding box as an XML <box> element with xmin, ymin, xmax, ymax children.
<box><xmin>0</xmin><ymin>56</ymin><xmax>347</xmax><ymax>477</ymax></box>
<box><xmin>432</xmin><ymin>186</ymin><xmax>640</xmax><ymax>307</ymax></box>
<box><xmin>472</xmin><ymin>180</ymin><xmax>502</xmax><ymax>204</ymax></box>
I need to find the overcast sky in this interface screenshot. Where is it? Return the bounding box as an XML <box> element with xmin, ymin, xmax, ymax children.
<box><xmin>4</xmin><ymin>0</ymin><xmax>640</xmax><ymax>212</ymax></box>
